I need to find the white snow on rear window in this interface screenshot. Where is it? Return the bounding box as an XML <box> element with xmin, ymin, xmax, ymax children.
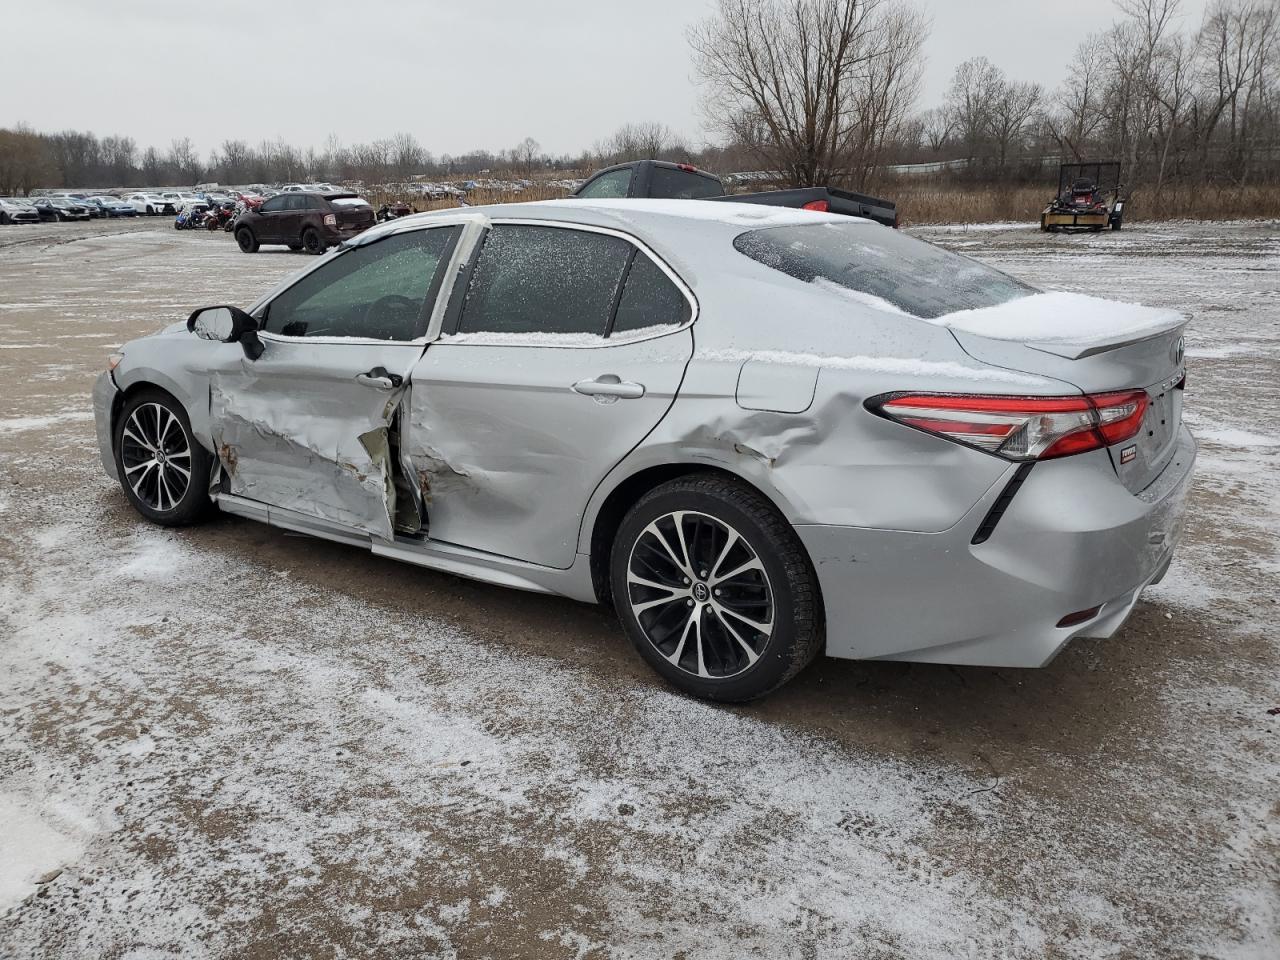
<box><xmin>329</xmin><ymin>198</ymin><xmax>370</xmax><ymax>208</ymax></box>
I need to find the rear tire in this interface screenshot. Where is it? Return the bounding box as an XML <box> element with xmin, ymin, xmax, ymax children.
<box><xmin>113</xmin><ymin>388</ymin><xmax>213</xmax><ymax>527</ymax></box>
<box><xmin>610</xmin><ymin>473</ymin><xmax>822</xmax><ymax>702</ymax></box>
<box><xmin>302</xmin><ymin>227</ymin><xmax>325</xmax><ymax>255</ymax></box>
<box><xmin>236</xmin><ymin>227</ymin><xmax>259</xmax><ymax>253</ymax></box>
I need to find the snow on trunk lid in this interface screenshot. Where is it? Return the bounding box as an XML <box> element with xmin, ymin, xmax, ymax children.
<box><xmin>938</xmin><ymin>292</ymin><xmax>1189</xmax><ymax>494</ymax></box>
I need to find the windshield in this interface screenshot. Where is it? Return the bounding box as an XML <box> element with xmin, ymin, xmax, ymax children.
<box><xmin>734</xmin><ymin>221</ymin><xmax>1035</xmax><ymax>319</ymax></box>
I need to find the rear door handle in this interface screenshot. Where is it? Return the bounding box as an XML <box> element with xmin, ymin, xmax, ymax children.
<box><xmin>356</xmin><ymin>366</ymin><xmax>403</xmax><ymax>389</ymax></box>
<box><xmin>572</xmin><ymin>375</ymin><xmax>645</xmax><ymax>399</ymax></box>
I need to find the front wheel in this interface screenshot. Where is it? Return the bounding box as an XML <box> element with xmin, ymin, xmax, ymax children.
<box><xmin>610</xmin><ymin>473</ymin><xmax>822</xmax><ymax>702</ymax></box>
<box><xmin>113</xmin><ymin>389</ymin><xmax>213</xmax><ymax>527</ymax></box>
<box><xmin>301</xmin><ymin>227</ymin><xmax>325</xmax><ymax>255</ymax></box>
<box><xmin>236</xmin><ymin>227</ymin><xmax>259</xmax><ymax>253</ymax></box>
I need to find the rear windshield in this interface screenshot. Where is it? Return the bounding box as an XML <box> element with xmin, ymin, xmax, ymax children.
<box><xmin>734</xmin><ymin>221</ymin><xmax>1035</xmax><ymax>319</ymax></box>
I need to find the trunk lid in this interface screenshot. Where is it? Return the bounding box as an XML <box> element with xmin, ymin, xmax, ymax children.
<box><xmin>939</xmin><ymin>292</ymin><xmax>1188</xmax><ymax>493</ymax></box>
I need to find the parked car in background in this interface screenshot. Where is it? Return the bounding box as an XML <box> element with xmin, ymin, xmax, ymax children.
<box><xmin>33</xmin><ymin>197</ymin><xmax>92</xmax><ymax>221</ymax></box>
<box><xmin>93</xmin><ymin>199</ymin><xmax>1194</xmax><ymax>701</ymax></box>
<box><xmin>125</xmin><ymin>193</ymin><xmax>176</xmax><ymax>216</ymax></box>
<box><xmin>0</xmin><ymin>198</ymin><xmax>41</xmax><ymax>224</ymax></box>
<box><xmin>56</xmin><ymin>194</ymin><xmax>103</xmax><ymax>218</ymax></box>
<box><xmin>234</xmin><ymin>191</ymin><xmax>375</xmax><ymax>254</ymax></box>
<box><xmin>162</xmin><ymin>191</ymin><xmax>202</xmax><ymax>209</ymax></box>
<box><xmin>86</xmin><ymin>196</ymin><xmax>138</xmax><ymax>218</ymax></box>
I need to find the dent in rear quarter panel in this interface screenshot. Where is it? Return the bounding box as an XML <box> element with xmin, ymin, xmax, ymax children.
<box><xmin>582</xmin><ymin>359</ymin><xmax>1014</xmax><ymax>541</ymax></box>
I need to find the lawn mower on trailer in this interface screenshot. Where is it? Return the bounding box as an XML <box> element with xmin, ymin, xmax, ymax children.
<box><xmin>1040</xmin><ymin>162</ymin><xmax>1126</xmax><ymax>232</ymax></box>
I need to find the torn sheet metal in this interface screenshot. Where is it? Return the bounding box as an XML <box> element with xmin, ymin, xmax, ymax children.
<box><xmin>210</xmin><ymin>378</ymin><xmax>401</xmax><ymax>541</ymax></box>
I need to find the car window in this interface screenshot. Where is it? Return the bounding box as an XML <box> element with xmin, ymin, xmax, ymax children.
<box><xmin>733</xmin><ymin>221</ymin><xmax>1036</xmax><ymax>319</ymax></box>
<box><xmin>262</xmin><ymin>227</ymin><xmax>459</xmax><ymax>341</ymax></box>
<box><xmin>260</xmin><ymin>196</ymin><xmax>287</xmax><ymax>212</ymax></box>
<box><xmin>610</xmin><ymin>253</ymin><xmax>691</xmax><ymax>336</ymax></box>
<box><xmin>649</xmin><ymin>167</ymin><xmax>722</xmax><ymax>200</ymax></box>
<box><xmin>458</xmin><ymin>225</ymin><xmax>631</xmax><ymax>337</ymax></box>
<box><xmin>577</xmin><ymin>168</ymin><xmax>632</xmax><ymax>199</ymax></box>
<box><xmin>285</xmin><ymin>195</ymin><xmax>308</xmax><ymax>211</ymax></box>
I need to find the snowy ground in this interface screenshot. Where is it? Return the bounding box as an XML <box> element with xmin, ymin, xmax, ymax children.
<box><xmin>0</xmin><ymin>218</ymin><xmax>1276</xmax><ymax>959</ymax></box>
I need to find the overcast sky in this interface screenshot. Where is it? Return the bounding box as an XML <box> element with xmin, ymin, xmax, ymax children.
<box><xmin>3</xmin><ymin>0</ymin><xmax>1210</xmax><ymax>158</ymax></box>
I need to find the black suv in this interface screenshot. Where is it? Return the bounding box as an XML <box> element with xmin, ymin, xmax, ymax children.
<box><xmin>234</xmin><ymin>192</ymin><xmax>376</xmax><ymax>254</ymax></box>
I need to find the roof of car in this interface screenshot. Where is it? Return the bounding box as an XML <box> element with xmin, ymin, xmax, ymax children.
<box><xmin>396</xmin><ymin>198</ymin><xmax>849</xmax><ymax>233</ymax></box>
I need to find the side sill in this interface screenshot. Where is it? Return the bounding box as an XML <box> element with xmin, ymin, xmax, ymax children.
<box><xmin>214</xmin><ymin>494</ymin><xmax>597</xmax><ymax>603</ymax></box>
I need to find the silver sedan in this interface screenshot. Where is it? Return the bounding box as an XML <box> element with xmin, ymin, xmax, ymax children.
<box><xmin>92</xmin><ymin>200</ymin><xmax>1195</xmax><ymax>701</ymax></box>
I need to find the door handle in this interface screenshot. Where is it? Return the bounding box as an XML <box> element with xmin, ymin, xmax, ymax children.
<box><xmin>572</xmin><ymin>375</ymin><xmax>645</xmax><ymax>399</ymax></box>
<box><xmin>356</xmin><ymin>366</ymin><xmax>403</xmax><ymax>390</ymax></box>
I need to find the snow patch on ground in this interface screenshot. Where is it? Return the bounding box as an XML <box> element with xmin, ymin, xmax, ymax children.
<box><xmin>0</xmin><ymin>411</ymin><xmax>94</xmax><ymax>433</ymax></box>
<box><xmin>0</xmin><ymin>794</ymin><xmax>95</xmax><ymax>912</ymax></box>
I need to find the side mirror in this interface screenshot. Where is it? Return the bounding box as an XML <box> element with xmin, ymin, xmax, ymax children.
<box><xmin>186</xmin><ymin>305</ymin><xmax>264</xmax><ymax>361</ymax></box>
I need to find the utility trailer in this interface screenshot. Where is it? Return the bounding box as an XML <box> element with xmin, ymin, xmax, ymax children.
<box><xmin>1040</xmin><ymin>162</ymin><xmax>1126</xmax><ymax>232</ymax></box>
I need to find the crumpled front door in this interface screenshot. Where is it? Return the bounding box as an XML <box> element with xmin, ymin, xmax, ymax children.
<box><xmin>208</xmin><ymin>336</ymin><xmax>422</xmax><ymax>541</ymax></box>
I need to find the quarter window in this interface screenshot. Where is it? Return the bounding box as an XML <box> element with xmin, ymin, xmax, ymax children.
<box><xmin>458</xmin><ymin>225</ymin><xmax>631</xmax><ymax>337</ymax></box>
<box><xmin>610</xmin><ymin>254</ymin><xmax>690</xmax><ymax>335</ymax></box>
<box><xmin>261</xmin><ymin>227</ymin><xmax>458</xmax><ymax>341</ymax></box>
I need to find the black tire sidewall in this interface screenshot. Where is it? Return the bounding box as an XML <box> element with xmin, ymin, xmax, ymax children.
<box><xmin>610</xmin><ymin>479</ymin><xmax>817</xmax><ymax>702</ymax></box>
<box><xmin>302</xmin><ymin>228</ymin><xmax>324</xmax><ymax>254</ymax></box>
<box><xmin>113</xmin><ymin>389</ymin><xmax>212</xmax><ymax>527</ymax></box>
<box><xmin>236</xmin><ymin>228</ymin><xmax>257</xmax><ymax>252</ymax></box>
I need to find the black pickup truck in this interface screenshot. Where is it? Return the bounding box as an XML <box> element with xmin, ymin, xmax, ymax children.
<box><xmin>570</xmin><ymin>159</ymin><xmax>898</xmax><ymax>227</ymax></box>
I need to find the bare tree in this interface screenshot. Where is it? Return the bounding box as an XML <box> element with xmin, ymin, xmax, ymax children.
<box><xmin>1049</xmin><ymin>36</ymin><xmax>1108</xmax><ymax>159</ymax></box>
<box><xmin>596</xmin><ymin>122</ymin><xmax>687</xmax><ymax>164</ymax></box>
<box><xmin>989</xmin><ymin>79</ymin><xmax>1043</xmax><ymax>171</ymax></box>
<box><xmin>918</xmin><ymin>106</ymin><xmax>954</xmax><ymax>153</ymax></box>
<box><xmin>945</xmin><ymin>56</ymin><xmax>1004</xmax><ymax>162</ymax></box>
<box><xmin>390</xmin><ymin>131</ymin><xmax>425</xmax><ymax>180</ymax></box>
<box><xmin>511</xmin><ymin>136</ymin><xmax>542</xmax><ymax>176</ymax></box>
<box><xmin>689</xmin><ymin>0</ymin><xmax>929</xmax><ymax>187</ymax></box>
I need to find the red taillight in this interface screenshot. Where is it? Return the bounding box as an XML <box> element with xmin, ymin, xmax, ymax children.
<box><xmin>801</xmin><ymin>200</ymin><xmax>829</xmax><ymax>212</ymax></box>
<box><xmin>870</xmin><ymin>390</ymin><xmax>1148</xmax><ymax>461</ymax></box>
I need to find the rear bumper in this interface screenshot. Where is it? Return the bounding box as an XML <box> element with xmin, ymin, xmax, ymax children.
<box><xmin>93</xmin><ymin>371</ymin><xmax>120</xmax><ymax>482</ymax></box>
<box><xmin>799</xmin><ymin>425</ymin><xmax>1196</xmax><ymax>667</ymax></box>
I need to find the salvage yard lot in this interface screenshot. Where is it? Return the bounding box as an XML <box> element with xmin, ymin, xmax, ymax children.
<box><xmin>0</xmin><ymin>218</ymin><xmax>1276</xmax><ymax>958</ymax></box>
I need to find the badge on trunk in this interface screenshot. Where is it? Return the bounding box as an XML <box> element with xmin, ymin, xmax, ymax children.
<box><xmin>1120</xmin><ymin>445</ymin><xmax>1138</xmax><ymax>464</ymax></box>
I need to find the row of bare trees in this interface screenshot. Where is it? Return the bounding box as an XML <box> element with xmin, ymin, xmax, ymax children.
<box><xmin>4</xmin><ymin>0</ymin><xmax>1275</xmax><ymax>198</ymax></box>
<box><xmin>901</xmin><ymin>0</ymin><xmax>1279</xmax><ymax>195</ymax></box>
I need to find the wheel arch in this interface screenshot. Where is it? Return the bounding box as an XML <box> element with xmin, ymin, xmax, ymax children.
<box><xmin>111</xmin><ymin>369</ymin><xmax>214</xmax><ymax>451</ymax></box>
<box><xmin>584</xmin><ymin>460</ymin><xmax>805</xmax><ymax>609</ymax></box>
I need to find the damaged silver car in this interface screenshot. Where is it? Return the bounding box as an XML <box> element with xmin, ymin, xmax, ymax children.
<box><xmin>94</xmin><ymin>199</ymin><xmax>1195</xmax><ymax>701</ymax></box>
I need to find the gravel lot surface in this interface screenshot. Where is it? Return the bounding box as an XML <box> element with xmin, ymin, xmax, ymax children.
<box><xmin>1</xmin><ymin>217</ymin><xmax>1276</xmax><ymax>959</ymax></box>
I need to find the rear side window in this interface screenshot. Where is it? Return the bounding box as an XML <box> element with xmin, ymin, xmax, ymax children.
<box><xmin>285</xmin><ymin>195</ymin><xmax>308</xmax><ymax>211</ymax></box>
<box><xmin>577</xmin><ymin>169</ymin><xmax>632</xmax><ymax>199</ymax></box>
<box><xmin>649</xmin><ymin>167</ymin><xmax>722</xmax><ymax>199</ymax></box>
<box><xmin>611</xmin><ymin>254</ymin><xmax>690</xmax><ymax>335</ymax></box>
<box><xmin>734</xmin><ymin>222</ymin><xmax>1035</xmax><ymax>319</ymax></box>
<box><xmin>459</xmin><ymin>225</ymin><xmax>631</xmax><ymax>336</ymax></box>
